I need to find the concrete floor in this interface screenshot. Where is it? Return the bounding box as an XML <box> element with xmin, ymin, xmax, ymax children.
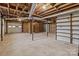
<box><xmin>0</xmin><ymin>33</ymin><xmax>78</xmax><ymax>56</ymax></box>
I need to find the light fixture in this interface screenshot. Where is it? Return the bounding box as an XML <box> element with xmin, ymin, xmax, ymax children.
<box><xmin>18</xmin><ymin>26</ymin><xmax>22</xmax><ymax>28</ymax></box>
<box><xmin>42</xmin><ymin>5</ymin><xmax>46</xmax><ymax>10</ymax></box>
<box><xmin>42</xmin><ymin>4</ymin><xmax>51</xmax><ymax>10</ymax></box>
<box><xmin>12</xmin><ymin>26</ymin><xmax>16</xmax><ymax>28</ymax></box>
<box><xmin>8</xmin><ymin>26</ymin><xmax>11</xmax><ymax>28</ymax></box>
<box><xmin>18</xmin><ymin>18</ymin><xmax>22</xmax><ymax>21</ymax></box>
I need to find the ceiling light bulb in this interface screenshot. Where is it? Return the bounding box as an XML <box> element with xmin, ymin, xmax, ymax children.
<box><xmin>8</xmin><ymin>26</ymin><xmax>11</xmax><ymax>28</ymax></box>
<box><xmin>18</xmin><ymin>19</ymin><xmax>21</xmax><ymax>21</ymax></box>
<box><xmin>12</xmin><ymin>26</ymin><xmax>16</xmax><ymax>28</ymax></box>
<box><xmin>18</xmin><ymin>26</ymin><xmax>22</xmax><ymax>28</ymax></box>
<box><xmin>42</xmin><ymin>5</ymin><xmax>46</xmax><ymax>10</ymax></box>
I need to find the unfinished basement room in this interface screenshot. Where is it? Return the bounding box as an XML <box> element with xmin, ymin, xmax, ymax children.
<box><xmin>0</xmin><ymin>3</ymin><xmax>79</xmax><ymax>56</ymax></box>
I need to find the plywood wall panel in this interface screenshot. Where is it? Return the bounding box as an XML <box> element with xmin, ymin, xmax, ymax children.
<box><xmin>22</xmin><ymin>22</ymin><xmax>44</xmax><ymax>33</ymax></box>
<box><xmin>22</xmin><ymin>22</ymin><xmax>30</xmax><ymax>33</ymax></box>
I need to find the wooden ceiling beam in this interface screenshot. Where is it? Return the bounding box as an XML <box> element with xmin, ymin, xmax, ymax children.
<box><xmin>16</xmin><ymin>4</ymin><xmax>20</xmax><ymax>17</ymax></box>
<box><xmin>14</xmin><ymin>3</ymin><xmax>19</xmax><ymax>15</ymax></box>
<box><xmin>41</xmin><ymin>3</ymin><xmax>79</xmax><ymax>17</ymax></box>
<box><xmin>7</xmin><ymin>3</ymin><xmax>10</xmax><ymax>18</ymax></box>
<box><xmin>54</xmin><ymin>3</ymin><xmax>62</xmax><ymax>7</ymax></box>
<box><xmin>22</xmin><ymin>6</ymin><xmax>28</xmax><ymax>11</ymax></box>
<box><xmin>39</xmin><ymin>3</ymin><xmax>72</xmax><ymax>16</ymax></box>
<box><xmin>37</xmin><ymin>3</ymin><xmax>62</xmax><ymax>15</ymax></box>
<box><xmin>0</xmin><ymin>5</ymin><xmax>29</xmax><ymax>14</ymax></box>
<box><xmin>3</xmin><ymin>13</ymin><xmax>17</xmax><ymax>17</ymax></box>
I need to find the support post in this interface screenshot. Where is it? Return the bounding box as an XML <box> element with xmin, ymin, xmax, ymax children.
<box><xmin>22</xmin><ymin>22</ymin><xmax>23</xmax><ymax>32</ymax></box>
<box><xmin>70</xmin><ymin>14</ymin><xmax>73</xmax><ymax>44</ymax></box>
<box><xmin>30</xmin><ymin>19</ymin><xmax>34</xmax><ymax>41</ymax></box>
<box><xmin>0</xmin><ymin>13</ymin><xmax>4</xmax><ymax>41</ymax></box>
<box><xmin>5</xmin><ymin>21</ymin><xmax>8</xmax><ymax>34</ymax></box>
<box><xmin>47</xmin><ymin>19</ymin><xmax>48</xmax><ymax>37</ymax></box>
<box><xmin>31</xmin><ymin>19</ymin><xmax>34</xmax><ymax>41</ymax></box>
<box><xmin>49</xmin><ymin>23</ymin><xmax>50</xmax><ymax>33</ymax></box>
<box><xmin>30</xmin><ymin>20</ymin><xmax>32</xmax><ymax>34</ymax></box>
<box><xmin>78</xmin><ymin>44</ymin><xmax>79</xmax><ymax>56</ymax></box>
<box><xmin>56</xmin><ymin>17</ymin><xmax>57</xmax><ymax>40</ymax></box>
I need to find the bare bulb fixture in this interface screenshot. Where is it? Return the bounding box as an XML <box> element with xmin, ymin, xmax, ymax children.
<box><xmin>42</xmin><ymin>4</ymin><xmax>51</xmax><ymax>10</ymax></box>
<box><xmin>42</xmin><ymin>5</ymin><xmax>46</xmax><ymax>10</ymax></box>
<box><xmin>18</xmin><ymin>19</ymin><xmax>22</xmax><ymax>21</ymax></box>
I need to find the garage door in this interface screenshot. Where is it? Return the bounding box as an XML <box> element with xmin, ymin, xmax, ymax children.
<box><xmin>8</xmin><ymin>22</ymin><xmax>22</xmax><ymax>33</ymax></box>
<box><xmin>56</xmin><ymin>12</ymin><xmax>79</xmax><ymax>44</ymax></box>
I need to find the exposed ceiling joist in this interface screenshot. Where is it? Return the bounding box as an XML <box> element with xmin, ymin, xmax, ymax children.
<box><xmin>5</xmin><ymin>4</ymin><xmax>79</xmax><ymax>21</ymax></box>
<box><xmin>0</xmin><ymin>5</ymin><xmax>29</xmax><ymax>14</ymax></box>
<box><xmin>22</xmin><ymin>6</ymin><xmax>28</xmax><ymax>11</ymax></box>
<box><xmin>41</xmin><ymin>6</ymin><xmax>79</xmax><ymax>19</ymax></box>
<box><xmin>39</xmin><ymin>3</ymin><xmax>71</xmax><ymax>16</ymax></box>
<box><xmin>54</xmin><ymin>3</ymin><xmax>62</xmax><ymax>7</ymax></box>
<box><xmin>5</xmin><ymin>16</ymin><xmax>41</xmax><ymax>20</ymax></box>
<box><xmin>7</xmin><ymin>3</ymin><xmax>10</xmax><ymax>17</ymax></box>
<box><xmin>14</xmin><ymin>3</ymin><xmax>19</xmax><ymax>15</ymax></box>
<box><xmin>41</xmin><ymin>3</ymin><xmax>79</xmax><ymax>17</ymax></box>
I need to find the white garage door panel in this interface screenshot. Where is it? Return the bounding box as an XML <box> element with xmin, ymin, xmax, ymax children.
<box><xmin>57</xmin><ymin>14</ymin><xmax>70</xmax><ymax>19</ymax></box>
<box><xmin>73</xmin><ymin>35</ymin><xmax>79</xmax><ymax>38</ymax></box>
<box><xmin>56</xmin><ymin>13</ymin><xmax>79</xmax><ymax>44</ymax></box>
<box><xmin>8</xmin><ymin>22</ymin><xmax>22</xmax><ymax>33</ymax></box>
<box><xmin>57</xmin><ymin>27</ymin><xmax>70</xmax><ymax>29</ymax></box>
<box><xmin>57</xmin><ymin>33</ymin><xmax>70</xmax><ymax>37</ymax></box>
<box><xmin>72</xmin><ymin>22</ymin><xmax>79</xmax><ymax>25</ymax></box>
<box><xmin>57</xmin><ymin>19</ymin><xmax>69</xmax><ymax>22</ymax></box>
<box><xmin>73</xmin><ymin>39</ymin><xmax>79</xmax><ymax>44</ymax></box>
<box><xmin>72</xmin><ymin>27</ymin><xmax>79</xmax><ymax>29</ymax></box>
<box><xmin>73</xmin><ymin>31</ymin><xmax>79</xmax><ymax>34</ymax></box>
<box><xmin>57</xmin><ymin>30</ymin><xmax>70</xmax><ymax>33</ymax></box>
<box><xmin>57</xmin><ymin>36</ymin><xmax>70</xmax><ymax>42</ymax></box>
<box><xmin>72</xmin><ymin>17</ymin><xmax>79</xmax><ymax>20</ymax></box>
<box><xmin>57</xmin><ymin>22</ymin><xmax>70</xmax><ymax>25</ymax></box>
<box><xmin>56</xmin><ymin>14</ymin><xmax>70</xmax><ymax>43</ymax></box>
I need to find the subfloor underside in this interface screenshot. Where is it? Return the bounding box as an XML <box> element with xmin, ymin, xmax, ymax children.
<box><xmin>0</xmin><ymin>33</ymin><xmax>78</xmax><ymax>56</ymax></box>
